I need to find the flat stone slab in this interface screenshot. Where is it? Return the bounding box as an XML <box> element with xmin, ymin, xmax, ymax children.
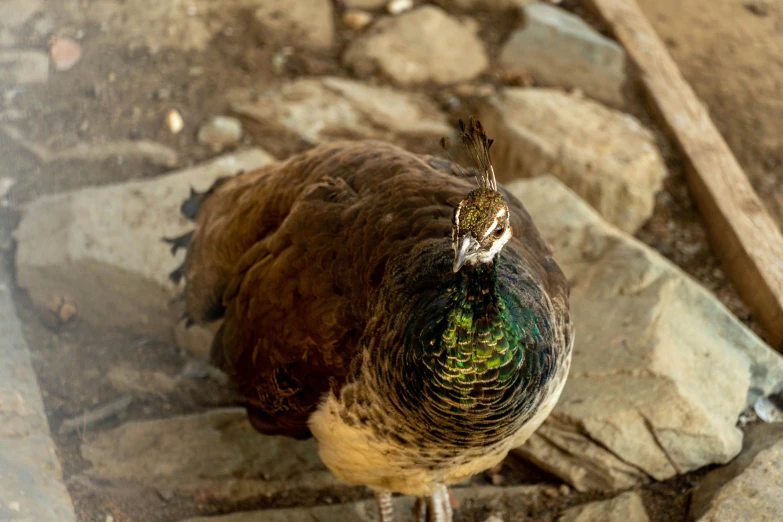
<box><xmin>343</xmin><ymin>6</ymin><xmax>488</xmax><ymax>85</ymax></box>
<box><xmin>508</xmin><ymin>176</ymin><xmax>783</xmax><ymax>491</ymax></box>
<box><xmin>499</xmin><ymin>3</ymin><xmax>627</xmax><ymax>107</ymax></box>
<box><xmin>14</xmin><ymin>149</ymin><xmax>274</xmax><ymax>342</ymax></box>
<box><xmin>79</xmin><ymin>408</ymin><xmax>339</xmax><ymax>503</ymax></box>
<box><xmin>253</xmin><ymin>0</ymin><xmax>334</xmax><ymax>50</ymax></box>
<box><xmin>229</xmin><ymin>76</ymin><xmax>452</xmax><ymax>146</ymax></box>
<box><xmin>177</xmin><ymin>485</ymin><xmax>548</xmax><ymax>522</ymax></box>
<box><xmin>479</xmin><ymin>88</ymin><xmax>667</xmax><ymax>234</ymax></box>
<box><xmin>690</xmin><ymin>422</ymin><xmax>783</xmax><ymax>521</ymax></box>
<box><xmin>0</xmin><ymin>264</ymin><xmax>76</xmax><ymax>521</ymax></box>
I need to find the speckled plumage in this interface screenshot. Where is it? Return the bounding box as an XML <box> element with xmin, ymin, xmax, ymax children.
<box><xmin>173</xmin><ymin>120</ymin><xmax>572</xmax><ymax>520</ymax></box>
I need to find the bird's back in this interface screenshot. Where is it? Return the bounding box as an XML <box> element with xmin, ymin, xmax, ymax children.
<box><xmin>178</xmin><ymin>140</ymin><xmax>569</xmax><ymax>440</ymax></box>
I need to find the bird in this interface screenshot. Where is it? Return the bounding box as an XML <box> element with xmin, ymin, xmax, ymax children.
<box><xmin>166</xmin><ymin>117</ymin><xmax>573</xmax><ymax>522</ymax></box>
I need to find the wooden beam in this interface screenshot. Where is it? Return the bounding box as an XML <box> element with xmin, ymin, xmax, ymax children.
<box><xmin>584</xmin><ymin>0</ymin><xmax>783</xmax><ymax>348</ymax></box>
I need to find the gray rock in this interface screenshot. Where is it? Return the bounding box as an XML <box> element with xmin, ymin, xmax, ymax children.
<box><xmin>558</xmin><ymin>491</ymin><xmax>649</xmax><ymax>522</ymax></box>
<box><xmin>0</xmin><ymin>0</ymin><xmax>43</xmax><ymax>30</ymax></box>
<box><xmin>479</xmin><ymin>88</ymin><xmax>666</xmax><ymax>233</ymax></box>
<box><xmin>508</xmin><ymin>177</ymin><xmax>783</xmax><ymax>491</ymax></box>
<box><xmin>253</xmin><ymin>0</ymin><xmax>335</xmax><ymax>50</ymax></box>
<box><xmin>499</xmin><ymin>3</ymin><xmax>627</xmax><ymax>107</ymax></box>
<box><xmin>0</xmin><ymin>50</ymin><xmax>49</xmax><ymax>85</ymax></box>
<box><xmin>229</xmin><ymin>76</ymin><xmax>452</xmax><ymax>145</ymax></box>
<box><xmin>690</xmin><ymin>422</ymin><xmax>783</xmax><ymax>521</ymax></box>
<box><xmin>14</xmin><ymin>149</ymin><xmax>275</xmax><ymax>342</ymax></box>
<box><xmin>80</xmin><ymin>408</ymin><xmax>339</xmax><ymax>502</ymax></box>
<box><xmin>197</xmin><ymin>116</ymin><xmax>243</xmax><ymax>152</ymax></box>
<box><xmin>0</xmin><ymin>258</ymin><xmax>76</xmax><ymax>521</ymax></box>
<box><xmin>343</xmin><ymin>6</ymin><xmax>488</xmax><ymax>85</ymax></box>
<box><xmin>177</xmin><ymin>485</ymin><xmax>548</xmax><ymax>522</ymax></box>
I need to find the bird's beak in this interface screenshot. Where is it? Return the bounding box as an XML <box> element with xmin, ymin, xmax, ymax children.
<box><xmin>453</xmin><ymin>235</ymin><xmax>478</xmax><ymax>273</ymax></box>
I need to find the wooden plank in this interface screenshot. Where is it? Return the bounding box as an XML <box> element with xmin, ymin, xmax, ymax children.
<box><xmin>583</xmin><ymin>0</ymin><xmax>783</xmax><ymax>349</ymax></box>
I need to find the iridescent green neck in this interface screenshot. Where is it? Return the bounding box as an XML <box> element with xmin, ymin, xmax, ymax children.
<box><xmin>421</xmin><ymin>262</ymin><xmax>525</xmax><ymax>410</ymax></box>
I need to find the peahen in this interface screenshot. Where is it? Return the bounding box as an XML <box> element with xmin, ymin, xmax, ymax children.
<box><xmin>167</xmin><ymin>118</ymin><xmax>573</xmax><ymax>522</ymax></box>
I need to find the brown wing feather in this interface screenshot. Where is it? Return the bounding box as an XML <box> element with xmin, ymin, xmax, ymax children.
<box><xmin>181</xmin><ymin>140</ymin><xmax>567</xmax><ymax>439</ymax></box>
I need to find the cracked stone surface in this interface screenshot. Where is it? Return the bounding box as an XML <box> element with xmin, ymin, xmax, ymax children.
<box><xmin>0</xmin><ymin>261</ymin><xmax>76</xmax><ymax>521</ymax></box>
<box><xmin>508</xmin><ymin>176</ymin><xmax>783</xmax><ymax>491</ymax></box>
<box><xmin>14</xmin><ymin>149</ymin><xmax>275</xmax><ymax>342</ymax></box>
<box><xmin>229</xmin><ymin>76</ymin><xmax>452</xmax><ymax>146</ymax></box>
<box><xmin>479</xmin><ymin>88</ymin><xmax>667</xmax><ymax>234</ymax></box>
<box><xmin>690</xmin><ymin>422</ymin><xmax>783</xmax><ymax>521</ymax></box>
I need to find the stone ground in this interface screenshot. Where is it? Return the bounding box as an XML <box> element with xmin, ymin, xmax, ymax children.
<box><xmin>2</xmin><ymin>0</ymin><xmax>783</xmax><ymax>521</ymax></box>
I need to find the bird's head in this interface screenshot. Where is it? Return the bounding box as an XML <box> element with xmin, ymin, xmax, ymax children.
<box><xmin>452</xmin><ymin>188</ymin><xmax>511</xmax><ymax>272</ymax></box>
<box><xmin>444</xmin><ymin>117</ymin><xmax>512</xmax><ymax>272</ymax></box>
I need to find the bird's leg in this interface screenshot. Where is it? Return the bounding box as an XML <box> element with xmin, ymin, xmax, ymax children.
<box><xmin>414</xmin><ymin>486</ymin><xmax>453</xmax><ymax>522</ymax></box>
<box><xmin>412</xmin><ymin>497</ymin><xmax>428</xmax><ymax>522</ymax></box>
<box><xmin>375</xmin><ymin>490</ymin><xmax>394</xmax><ymax>522</ymax></box>
<box><xmin>440</xmin><ymin>486</ymin><xmax>454</xmax><ymax>521</ymax></box>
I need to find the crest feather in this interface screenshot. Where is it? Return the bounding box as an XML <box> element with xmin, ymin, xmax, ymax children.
<box><xmin>458</xmin><ymin>117</ymin><xmax>497</xmax><ymax>191</ymax></box>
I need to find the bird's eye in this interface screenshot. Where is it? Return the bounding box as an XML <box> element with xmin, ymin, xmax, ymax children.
<box><xmin>493</xmin><ymin>225</ymin><xmax>505</xmax><ymax>238</ymax></box>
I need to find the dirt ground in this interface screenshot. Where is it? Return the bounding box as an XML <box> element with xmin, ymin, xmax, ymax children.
<box><xmin>1</xmin><ymin>0</ymin><xmax>782</xmax><ymax>521</ymax></box>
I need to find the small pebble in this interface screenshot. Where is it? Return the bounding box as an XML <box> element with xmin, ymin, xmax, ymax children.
<box><xmin>343</xmin><ymin>9</ymin><xmax>373</xmax><ymax>30</ymax></box>
<box><xmin>9</xmin><ymin>501</ymin><xmax>20</xmax><ymax>512</ymax></box>
<box><xmin>50</xmin><ymin>37</ymin><xmax>82</xmax><ymax>71</ymax></box>
<box><xmin>197</xmin><ymin>116</ymin><xmax>243</xmax><ymax>151</ymax></box>
<box><xmin>387</xmin><ymin>0</ymin><xmax>413</xmax><ymax>14</ymax></box>
<box><xmin>559</xmin><ymin>484</ymin><xmax>571</xmax><ymax>495</ymax></box>
<box><xmin>165</xmin><ymin>109</ymin><xmax>184</xmax><ymax>134</ymax></box>
<box><xmin>484</xmin><ymin>515</ymin><xmax>504</xmax><ymax>522</ymax></box>
<box><xmin>754</xmin><ymin>394</ymin><xmax>783</xmax><ymax>423</ymax></box>
<box><xmin>105</xmin><ymin>515</ymin><xmax>114</xmax><ymax>522</ymax></box>
<box><xmin>154</xmin><ymin>87</ymin><xmax>171</xmax><ymax>101</ymax></box>
<box><xmin>58</xmin><ymin>302</ymin><xmax>78</xmax><ymax>323</ymax></box>
<box><xmin>272</xmin><ymin>47</ymin><xmax>294</xmax><ymax>75</ymax></box>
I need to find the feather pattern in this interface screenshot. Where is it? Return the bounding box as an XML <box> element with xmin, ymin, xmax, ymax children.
<box><xmin>175</xmin><ymin>135</ymin><xmax>572</xmax><ymax>496</ymax></box>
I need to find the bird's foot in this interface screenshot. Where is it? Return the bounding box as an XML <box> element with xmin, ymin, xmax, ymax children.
<box><xmin>412</xmin><ymin>486</ymin><xmax>453</xmax><ymax>522</ymax></box>
<box><xmin>375</xmin><ymin>490</ymin><xmax>394</xmax><ymax>522</ymax></box>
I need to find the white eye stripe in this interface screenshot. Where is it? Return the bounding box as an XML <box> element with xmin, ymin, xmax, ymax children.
<box><xmin>483</xmin><ymin>217</ymin><xmax>499</xmax><ymax>238</ymax></box>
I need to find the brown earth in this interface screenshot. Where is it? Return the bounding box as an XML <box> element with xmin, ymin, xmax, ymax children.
<box><xmin>1</xmin><ymin>0</ymin><xmax>781</xmax><ymax>521</ymax></box>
